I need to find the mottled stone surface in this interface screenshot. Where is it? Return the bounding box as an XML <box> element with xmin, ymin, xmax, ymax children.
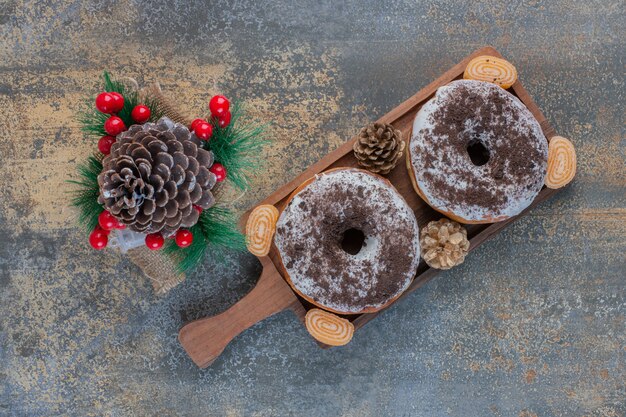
<box><xmin>0</xmin><ymin>1</ymin><xmax>624</xmax><ymax>416</ymax></box>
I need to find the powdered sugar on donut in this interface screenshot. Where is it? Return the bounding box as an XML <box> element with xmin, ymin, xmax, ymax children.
<box><xmin>409</xmin><ymin>80</ymin><xmax>548</xmax><ymax>222</ymax></box>
<box><xmin>274</xmin><ymin>168</ymin><xmax>420</xmax><ymax>314</ymax></box>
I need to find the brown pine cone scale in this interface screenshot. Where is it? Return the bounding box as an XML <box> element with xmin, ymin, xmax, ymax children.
<box><xmin>353</xmin><ymin>122</ymin><xmax>405</xmax><ymax>175</ymax></box>
<box><xmin>420</xmin><ymin>218</ymin><xmax>470</xmax><ymax>270</ymax></box>
<box><xmin>98</xmin><ymin>117</ymin><xmax>217</xmax><ymax>236</ymax></box>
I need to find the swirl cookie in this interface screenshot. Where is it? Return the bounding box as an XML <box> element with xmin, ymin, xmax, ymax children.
<box><xmin>545</xmin><ymin>136</ymin><xmax>576</xmax><ymax>189</ymax></box>
<box><xmin>464</xmin><ymin>55</ymin><xmax>518</xmax><ymax>89</ymax></box>
<box><xmin>245</xmin><ymin>204</ymin><xmax>279</xmax><ymax>257</ymax></box>
<box><xmin>305</xmin><ymin>308</ymin><xmax>354</xmax><ymax>346</ymax></box>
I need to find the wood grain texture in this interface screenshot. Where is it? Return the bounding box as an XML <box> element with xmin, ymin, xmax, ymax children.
<box><xmin>183</xmin><ymin>46</ymin><xmax>562</xmax><ymax>361</ymax></box>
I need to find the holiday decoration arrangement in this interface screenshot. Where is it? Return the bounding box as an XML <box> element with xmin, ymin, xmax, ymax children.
<box><xmin>178</xmin><ymin>47</ymin><xmax>577</xmax><ymax>368</ymax></box>
<box><xmin>69</xmin><ymin>73</ymin><xmax>267</xmax><ymax>293</ymax></box>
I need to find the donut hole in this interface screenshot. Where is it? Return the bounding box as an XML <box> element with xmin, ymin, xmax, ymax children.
<box><xmin>467</xmin><ymin>138</ymin><xmax>490</xmax><ymax>166</ymax></box>
<box><xmin>341</xmin><ymin>228</ymin><xmax>366</xmax><ymax>255</ymax></box>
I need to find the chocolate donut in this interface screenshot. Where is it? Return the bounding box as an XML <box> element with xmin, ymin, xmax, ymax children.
<box><xmin>407</xmin><ymin>80</ymin><xmax>548</xmax><ymax>224</ymax></box>
<box><xmin>274</xmin><ymin>168</ymin><xmax>420</xmax><ymax>314</ymax></box>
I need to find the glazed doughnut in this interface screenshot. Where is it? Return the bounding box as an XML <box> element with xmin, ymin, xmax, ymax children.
<box><xmin>545</xmin><ymin>136</ymin><xmax>576</xmax><ymax>189</ymax></box>
<box><xmin>305</xmin><ymin>308</ymin><xmax>354</xmax><ymax>346</ymax></box>
<box><xmin>274</xmin><ymin>168</ymin><xmax>420</xmax><ymax>314</ymax></box>
<box><xmin>245</xmin><ymin>204</ymin><xmax>279</xmax><ymax>257</ymax></box>
<box><xmin>407</xmin><ymin>80</ymin><xmax>548</xmax><ymax>224</ymax></box>
<box><xmin>464</xmin><ymin>55</ymin><xmax>518</xmax><ymax>89</ymax></box>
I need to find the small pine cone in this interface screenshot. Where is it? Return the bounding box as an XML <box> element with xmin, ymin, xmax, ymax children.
<box><xmin>98</xmin><ymin>117</ymin><xmax>217</xmax><ymax>236</ymax></box>
<box><xmin>353</xmin><ymin>122</ymin><xmax>405</xmax><ymax>175</ymax></box>
<box><xmin>420</xmin><ymin>218</ymin><xmax>470</xmax><ymax>270</ymax></box>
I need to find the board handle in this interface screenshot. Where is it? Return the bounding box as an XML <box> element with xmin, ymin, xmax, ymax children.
<box><xmin>178</xmin><ymin>257</ymin><xmax>297</xmax><ymax>368</ymax></box>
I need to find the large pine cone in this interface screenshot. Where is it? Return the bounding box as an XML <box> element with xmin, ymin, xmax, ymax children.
<box><xmin>98</xmin><ymin>117</ymin><xmax>217</xmax><ymax>236</ymax></box>
<box><xmin>353</xmin><ymin>122</ymin><xmax>405</xmax><ymax>175</ymax></box>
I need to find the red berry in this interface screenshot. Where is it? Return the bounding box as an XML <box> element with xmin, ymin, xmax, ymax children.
<box><xmin>209</xmin><ymin>162</ymin><xmax>227</xmax><ymax>182</ymax></box>
<box><xmin>115</xmin><ymin>222</ymin><xmax>126</xmax><ymax>230</ymax></box>
<box><xmin>89</xmin><ymin>227</ymin><xmax>108</xmax><ymax>250</ymax></box>
<box><xmin>93</xmin><ymin>225</ymin><xmax>110</xmax><ymax>236</ymax></box>
<box><xmin>209</xmin><ymin>95</ymin><xmax>230</xmax><ymax>117</ymax></box>
<box><xmin>95</xmin><ymin>92</ymin><xmax>116</xmax><ymax>114</ymax></box>
<box><xmin>109</xmin><ymin>92</ymin><xmax>125</xmax><ymax>113</ymax></box>
<box><xmin>131</xmin><ymin>104</ymin><xmax>151</xmax><ymax>123</ymax></box>
<box><xmin>98</xmin><ymin>210</ymin><xmax>118</xmax><ymax>231</ymax></box>
<box><xmin>193</xmin><ymin>205</ymin><xmax>203</xmax><ymax>214</ymax></box>
<box><xmin>97</xmin><ymin>135</ymin><xmax>116</xmax><ymax>154</ymax></box>
<box><xmin>104</xmin><ymin>116</ymin><xmax>126</xmax><ymax>136</ymax></box>
<box><xmin>145</xmin><ymin>233</ymin><xmax>164</xmax><ymax>250</ymax></box>
<box><xmin>194</xmin><ymin>122</ymin><xmax>213</xmax><ymax>140</ymax></box>
<box><xmin>217</xmin><ymin>111</ymin><xmax>231</xmax><ymax>128</ymax></box>
<box><xmin>175</xmin><ymin>229</ymin><xmax>194</xmax><ymax>248</ymax></box>
<box><xmin>190</xmin><ymin>118</ymin><xmax>206</xmax><ymax>131</ymax></box>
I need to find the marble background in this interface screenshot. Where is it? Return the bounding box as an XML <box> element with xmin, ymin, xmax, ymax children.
<box><xmin>0</xmin><ymin>0</ymin><xmax>624</xmax><ymax>416</ymax></box>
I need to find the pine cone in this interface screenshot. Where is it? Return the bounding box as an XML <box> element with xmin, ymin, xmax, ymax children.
<box><xmin>420</xmin><ymin>219</ymin><xmax>470</xmax><ymax>270</ymax></box>
<box><xmin>98</xmin><ymin>117</ymin><xmax>217</xmax><ymax>236</ymax></box>
<box><xmin>353</xmin><ymin>122</ymin><xmax>405</xmax><ymax>175</ymax></box>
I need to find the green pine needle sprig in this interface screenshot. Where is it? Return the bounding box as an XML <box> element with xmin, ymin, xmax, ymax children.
<box><xmin>78</xmin><ymin>72</ymin><xmax>165</xmax><ymax>139</ymax></box>
<box><xmin>204</xmin><ymin>102</ymin><xmax>268</xmax><ymax>190</ymax></box>
<box><xmin>165</xmin><ymin>205</ymin><xmax>246</xmax><ymax>273</ymax></box>
<box><xmin>72</xmin><ymin>72</ymin><xmax>266</xmax><ymax>274</ymax></box>
<box><xmin>67</xmin><ymin>154</ymin><xmax>104</xmax><ymax>231</ymax></box>
<box><xmin>79</xmin><ymin>72</ymin><xmax>140</xmax><ymax>138</ymax></box>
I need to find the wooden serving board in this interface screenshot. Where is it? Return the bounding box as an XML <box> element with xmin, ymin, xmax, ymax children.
<box><xmin>179</xmin><ymin>46</ymin><xmax>560</xmax><ymax>368</ymax></box>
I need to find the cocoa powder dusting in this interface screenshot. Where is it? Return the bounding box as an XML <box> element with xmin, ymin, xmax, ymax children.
<box><xmin>419</xmin><ymin>82</ymin><xmax>545</xmax><ymax>213</ymax></box>
<box><xmin>275</xmin><ymin>171</ymin><xmax>419</xmax><ymax>312</ymax></box>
